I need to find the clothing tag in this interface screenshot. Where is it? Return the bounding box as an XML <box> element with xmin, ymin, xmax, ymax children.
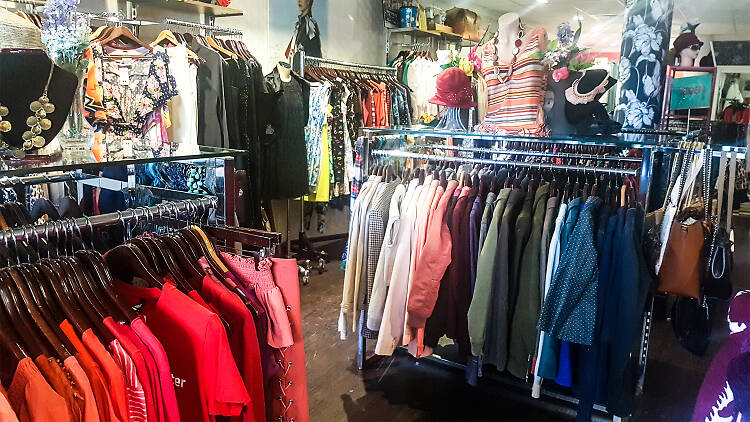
<box><xmin>123</xmin><ymin>138</ymin><xmax>133</xmax><ymax>157</ymax></box>
<box><xmin>118</xmin><ymin>66</ymin><xmax>130</xmax><ymax>85</ymax></box>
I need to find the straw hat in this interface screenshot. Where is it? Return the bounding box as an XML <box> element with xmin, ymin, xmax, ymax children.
<box><xmin>0</xmin><ymin>8</ymin><xmax>44</xmax><ymax>49</ymax></box>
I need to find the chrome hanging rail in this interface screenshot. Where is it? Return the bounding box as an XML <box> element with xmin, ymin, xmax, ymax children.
<box><xmin>0</xmin><ymin>197</ymin><xmax>217</xmax><ymax>243</ymax></box>
<box><xmin>412</xmin><ymin>144</ymin><xmax>644</xmax><ymax>163</ymax></box>
<box><xmin>163</xmin><ymin>18</ymin><xmax>242</xmax><ymax>35</ymax></box>
<box><xmin>370</xmin><ymin>149</ymin><xmax>639</xmax><ymax>176</ymax></box>
<box><xmin>302</xmin><ymin>55</ymin><xmax>397</xmax><ymax>73</ymax></box>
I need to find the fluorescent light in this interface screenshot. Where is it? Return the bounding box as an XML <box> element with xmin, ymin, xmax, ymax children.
<box><xmin>536</xmin><ymin>0</ymin><xmax>549</xmax><ymax>3</ymax></box>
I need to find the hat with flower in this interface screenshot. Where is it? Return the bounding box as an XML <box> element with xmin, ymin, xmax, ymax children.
<box><xmin>429</xmin><ymin>67</ymin><xmax>476</xmax><ymax>109</ymax></box>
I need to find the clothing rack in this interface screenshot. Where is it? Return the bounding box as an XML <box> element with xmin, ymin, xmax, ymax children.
<box><xmin>300</xmin><ymin>54</ymin><xmax>397</xmax><ymax>76</ymax></box>
<box><xmin>412</xmin><ymin>144</ymin><xmax>644</xmax><ymax>163</ymax></box>
<box><xmin>282</xmin><ymin>55</ymin><xmax>398</xmax><ymax>274</ymax></box>
<box><xmin>355</xmin><ymin>132</ymin><xmax>657</xmax><ymax>422</ymax></box>
<box><xmin>369</xmin><ymin>149</ymin><xmax>640</xmax><ymax>176</ymax></box>
<box><xmin>163</xmin><ymin>18</ymin><xmax>242</xmax><ymax>35</ymax></box>
<box><xmin>0</xmin><ymin>197</ymin><xmax>217</xmax><ymax>243</ymax></box>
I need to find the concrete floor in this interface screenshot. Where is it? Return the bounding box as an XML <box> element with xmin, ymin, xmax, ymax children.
<box><xmin>299</xmin><ymin>217</ymin><xmax>750</xmax><ymax>421</ymax></box>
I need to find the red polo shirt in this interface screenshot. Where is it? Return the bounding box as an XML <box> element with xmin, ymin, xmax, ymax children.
<box><xmin>116</xmin><ymin>281</ymin><xmax>249</xmax><ymax>422</ymax></box>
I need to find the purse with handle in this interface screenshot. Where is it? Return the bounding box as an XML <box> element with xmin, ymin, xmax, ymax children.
<box><xmin>657</xmin><ymin>144</ymin><xmax>710</xmax><ymax>299</ymax></box>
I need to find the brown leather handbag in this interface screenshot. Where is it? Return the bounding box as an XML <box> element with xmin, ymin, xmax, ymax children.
<box><xmin>657</xmin><ymin>220</ymin><xmax>709</xmax><ymax>299</ymax></box>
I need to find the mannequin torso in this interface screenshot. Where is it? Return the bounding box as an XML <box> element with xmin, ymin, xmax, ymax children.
<box><xmin>476</xmin><ymin>13</ymin><xmax>548</xmax><ymax>135</ymax></box>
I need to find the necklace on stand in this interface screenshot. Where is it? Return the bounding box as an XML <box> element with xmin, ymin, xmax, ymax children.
<box><xmin>492</xmin><ymin>21</ymin><xmax>525</xmax><ymax>83</ymax></box>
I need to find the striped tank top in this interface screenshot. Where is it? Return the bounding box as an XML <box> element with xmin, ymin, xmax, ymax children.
<box><xmin>476</xmin><ymin>28</ymin><xmax>548</xmax><ymax>136</ymax></box>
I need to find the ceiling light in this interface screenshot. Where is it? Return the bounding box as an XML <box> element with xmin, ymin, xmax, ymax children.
<box><xmin>536</xmin><ymin>0</ymin><xmax>549</xmax><ymax>3</ymax></box>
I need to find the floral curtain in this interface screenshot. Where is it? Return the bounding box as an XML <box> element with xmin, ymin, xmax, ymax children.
<box><xmin>616</xmin><ymin>0</ymin><xmax>674</xmax><ymax>129</ymax></box>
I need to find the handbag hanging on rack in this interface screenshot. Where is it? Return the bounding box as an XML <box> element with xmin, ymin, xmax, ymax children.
<box><xmin>657</xmin><ymin>144</ymin><xmax>711</xmax><ymax>299</ymax></box>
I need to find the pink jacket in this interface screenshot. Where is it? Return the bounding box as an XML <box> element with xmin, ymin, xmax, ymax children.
<box><xmin>407</xmin><ymin>180</ymin><xmax>459</xmax><ymax>329</ymax></box>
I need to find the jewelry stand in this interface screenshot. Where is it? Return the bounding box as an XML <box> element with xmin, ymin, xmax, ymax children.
<box><xmin>435</xmin><ymin>107</ymin><xmax>467</xmax><ymax>131</ymax></box>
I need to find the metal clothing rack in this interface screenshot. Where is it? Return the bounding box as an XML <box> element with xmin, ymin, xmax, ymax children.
<box><xmin>163</xmin><ymin>18</ymin><xmax>242</xmax><ymax>35</ymax></box>
<box><xmin>0</xmin><ymin>197</ymin><xmax>215</xmax><ymax>243</ymax></box>
<box><xmin>356</xmin><ymin>130</ymin><xmax>658</xmax><ymax>422</ymax></box>
<box><xmin>285</xmin><ymin>55</ymin><xmax>399</xmax><ymax>280</ymax></box>
<box><xmin>410</xmin><ymin>144</ymin><xmax>644</xmax><ymax>164</ymax></box>
<box><xmin>369</xmin><ymin>149</ymin><xmax>640</xmax><ymax>176</ymax></box>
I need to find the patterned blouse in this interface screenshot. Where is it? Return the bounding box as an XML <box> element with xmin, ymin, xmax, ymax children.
<box><xmin>477</xmin><ymin>28</ymin><xmax>548</xmax><ymax>136</ymax></box>
<box><xmin>85</xmin><ymin>43</ymin><xmax>178</xmax><ymax>158</ymax></box>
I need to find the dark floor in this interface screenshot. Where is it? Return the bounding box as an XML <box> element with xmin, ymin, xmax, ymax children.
<box><xmin>299</xmin><ymin>217</ymin><xmax>750</xmax><ymax>421</ymax></box>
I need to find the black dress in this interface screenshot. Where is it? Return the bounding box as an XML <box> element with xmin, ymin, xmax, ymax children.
<box><xmin>259</xmin><ymin>68</ymin><xmax>310</xmax><ymax>200</ymax></box>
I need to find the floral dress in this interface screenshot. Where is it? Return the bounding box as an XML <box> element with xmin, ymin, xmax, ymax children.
<box><xmin>305</xmin><ymin>82</ymin><xmax>331</xmax><ymax>190</ymax></box>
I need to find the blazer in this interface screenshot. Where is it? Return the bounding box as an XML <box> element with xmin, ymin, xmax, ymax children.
<box><xmin>484</xmin><ymin>188</ymin><xmax>525</xmax><ymax>370</ymax></box>
<box><xmin>467</xmin><ymin>188</ymin><xmax>511</xmax><ymax>357</ymax></box>
<box><xmin>538</xmin><ymin>196</ymin><xmax>603</xmax><ymax>345</ymax></box>
<box><xmin>366</xmin><ymin>182</ymin><xmax>409</xmax><ymax>331</ymax></box>
<box><xmin>406</xmin><ymin>180</ymin><xmax>459</xmax><ymax>357</ymax></box>
<box><xmin>374</xmin><ymin>182</ymin><xmax>424</xmax><ymax>356</ymax></box>
<box><xmin>508</xmin><ymin>183</ymin><xmax>550</xmax><ymax>379</ymax></box>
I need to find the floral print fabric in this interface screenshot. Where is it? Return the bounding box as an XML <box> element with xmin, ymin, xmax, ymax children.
<box><xmin>85</xmin><ymin>43</ymin><xmax>178</xmax><ymax>158</ymax></box>
<box><xmin>616</xmin><ymin>0</ymin><xmax>674</xmax><ymax>129</ymax></box>
<box><xmin>305</xmin><ymin>82</ymin><xmax>331</xmax><ymax>190</ymax></box>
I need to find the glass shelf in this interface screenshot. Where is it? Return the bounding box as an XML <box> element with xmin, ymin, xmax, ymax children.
<box><xmin>360</xmin><ymin>126</ymin><xmax>688</xmax><ymax>149</ymax></box>
<box><xmin>130</xmin><ymin>0</ymin><xmax>243</xmax><ymax>17</ymax></box>
<box><xmin>0</xmin><ymin>146</ymin><xmax>246</xmax><ymax>178</ymax></box>
<box><xmin>388</xmin><ymin>27</ymin><xmax>463</xmax><ymax>41</ymax></box>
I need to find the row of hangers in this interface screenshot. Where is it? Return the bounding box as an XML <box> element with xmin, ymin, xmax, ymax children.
<box><xmin>0</xmin><ymin>200</ymin><xmax>279</xmax><ymax>366</ymax></box>
<box><xmin>88</xmin><ymin>21</ymin><xmax>252</xmax><ymax>64</ymax></box>
<box><xmin>304</xmin><ymin>64</ymin><xmax>406</xmax><ymax>90</ymax></box>
<box><xmin>369</xmin><ymin>160</ymin><xmax>639</xmax><ymax>209</ymax></box>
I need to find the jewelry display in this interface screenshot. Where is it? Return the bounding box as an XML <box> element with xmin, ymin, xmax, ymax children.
<box><xmin>22</xmin><ymin>63</ymin><xmax>55</xmax><ymax>150</ymax></box>
<box><xmin>0</xmin><ymin>104</ymin><xmax>9</xmax><ymax>133</ymax></box>
<box><xmin>491</xmin><ymin>19</ymin><xmax>525</xmax><ymax>83</ymax></box>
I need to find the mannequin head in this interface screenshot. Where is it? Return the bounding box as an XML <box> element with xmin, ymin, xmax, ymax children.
<box><xmin>673</xmin><ymin>32</ymin><xmax>703</xmax><ymax>67</ymax></box>
<box><xmin>497</xmin><ymin>12</ymin><xmax>520</xmax><ymax>32</ymax></box>
<box><xmin>298</xmin><ymin>0</ymin><xmax>313</xmax><ymax>15</ymax></box>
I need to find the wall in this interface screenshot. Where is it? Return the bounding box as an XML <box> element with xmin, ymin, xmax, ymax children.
<box><xmin>267</xmin><ymin>0</ymin><xmax>387</xmax><ymax>70</ymax></box>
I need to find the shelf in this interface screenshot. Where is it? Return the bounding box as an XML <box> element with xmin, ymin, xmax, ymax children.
<box><xmin>130</xmin><ymin>0</ymin><xmax>243</xmax><ymax>17</ymax></box>
<box><xmin>388</xmin><ymin>27</ymin><xmax>463</xmax><ymax>41</ymax></box>
<box><xmin>360</xmin><ymin>126</ymin><xmax>686</xmax><ymax>149</ymax></box>
<box><xmin>0</xmin><ymin>146</ymin><xmax>246</xmax><ymax>178</ymax></box>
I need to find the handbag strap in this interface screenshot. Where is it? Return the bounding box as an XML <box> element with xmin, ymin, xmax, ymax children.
<box><xmin>727</xmin><ymin>151</ymin><xmax>738</xmax><ymax>232</ymax></box>
<box><xmin>715</xmin><ymin>151</ymin><xmax>728</xmax><ymax>228</ymax></box>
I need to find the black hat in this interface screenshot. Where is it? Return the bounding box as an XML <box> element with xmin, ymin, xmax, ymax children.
<box><xmin>674</xmin><ymin>32</ymin><xmax>703</xmax><ymax>53</ymax></box>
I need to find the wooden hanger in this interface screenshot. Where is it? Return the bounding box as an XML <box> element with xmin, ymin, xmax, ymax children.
<box><xmin>151</xmin><ymin>30</ymin><xmax>200</xmax><ymax>60</ymax></box>
<box><xmin>0</xmin><ymin>270</ymin><xmax>48</xmax><ymax>357</ymax></box>
<box><xmin>0</xmin><ymin>283</ymin><xmax>28</xmax><ymax>361</ymax></box>
<box><xmin>98</xmin><ymin>26</ymin><xmax>153</xmax><ymax>51</ymax></box>
<box><xmin>205</xmin><ymin>35</ymin><xmax>237</xmax><ymax>59</ymax></box>
<box><xmin>75</xmin><ymin>251</ymin><xmax>136</xmax><ymax>322</ymax></box>
<box><xmin>6</xmin><ymin>267</ymin><xmax>71</xmax><ymax>360</ymax></box>
<box><xmin>40</xmin><ymin>259</ymin><xmax>94</xmax><ymax>333</ymax></box>
<box><xmin>104</xmin><ymin>244</ymin><xmax>164</xmax><ymax>287</ymax></box>
<box><xmin>57</xmin><ymin>257</ymin><xmax>114</xmax><ymax>343</ymax></box>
